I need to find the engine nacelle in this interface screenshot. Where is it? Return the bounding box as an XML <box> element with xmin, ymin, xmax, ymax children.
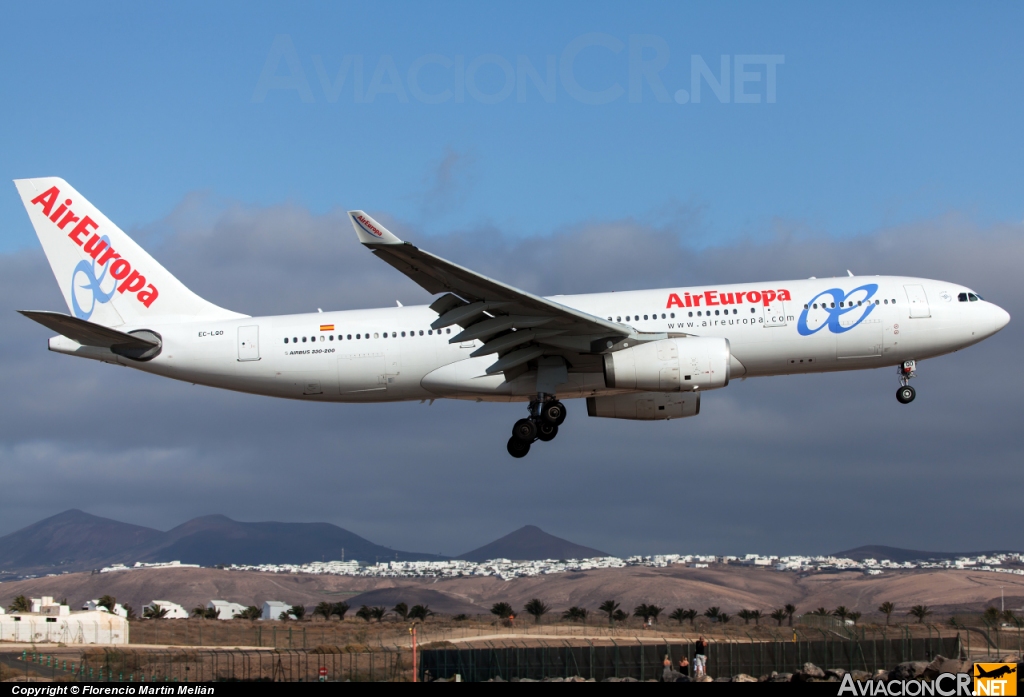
<box><xmin>602</xmin><ymin>337</ymin><xmax>730</xmax><ymax>392</ymax></box>
<box><xmin>587</xmin><ymin>392</ymin><xmax>700</xmax><ymax>420</ymax></box>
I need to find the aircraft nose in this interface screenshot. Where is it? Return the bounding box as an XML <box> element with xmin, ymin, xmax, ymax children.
<box><xmin>993</xmin><ymin>305</ymin><xmax>1011</xmax><ymax>332</ymax></box>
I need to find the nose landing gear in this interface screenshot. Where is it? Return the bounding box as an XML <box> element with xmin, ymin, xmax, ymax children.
<box><xmin>896</xmin><ymin>360</ymin><xmax>917</xmax><ymax>404</ymax></box>
<box><xmin>507</xmin><ymin>396</ymin><xmax>566</xmax><ymax>457</ymax></box>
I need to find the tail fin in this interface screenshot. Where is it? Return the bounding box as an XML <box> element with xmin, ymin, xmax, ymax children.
<box><xmin>14</xmin><ymin>177</ymin><xmax>244</xmax><ymax>326</ymax></box>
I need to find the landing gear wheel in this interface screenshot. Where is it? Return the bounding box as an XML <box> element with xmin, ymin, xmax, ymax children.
<box><xmin>896</xmin><ymin>385</ymin><xmax>916</xmax><ymax>404</ymax></box>
<box><xmin>512</xmin><ymin>418</ymin><xmax>538</xmax><ymax>442</ymax></box>
<box><xmin>537</xmin><ymin>423</ymin><xmax>558</xmax><ymax>442</ymax></box>
<box><xmin>542</xmin><ymin>400</ymin><xmax>567</xmax><ymax>425</ymax></box>
<box><xmin>507</xmin><ymin>436</ymin><xmax>531</xmax><ymax>458</ymax></box>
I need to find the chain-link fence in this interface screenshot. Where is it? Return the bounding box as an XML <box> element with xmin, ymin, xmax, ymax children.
<box><xmin>3</xmin><ymin>648</ymin><xmax>409</xmax><ymax>682</ymax></box>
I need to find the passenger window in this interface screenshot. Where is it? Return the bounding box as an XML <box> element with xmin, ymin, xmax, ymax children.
<box><xmin>302</xmin><ymin>337</ymin><xmax>307</xmax><ymax>343</ymax></box>
<box><xmin>419</xmin><ymin>330</ymin><xmax>424</xmax><ymax>336</ymax></box>
<box><xmin>320</xmin><ymin>335</ymin><xmax>325</xmax><ymax>342</ymax></box>
<box><xmin>670</xmin><ymin>313</ymin><xmax>675</xmax><ymax>318</ymax></box>
<box><xmin>697</xmin><ymin>311</ymin><xmax>702</xmax><ymax>317</ymax></box>
<box><xmin>750</xmin><ymin>308</ymin><xmax>756</xmax><ymax>313</ymax></box>
<box><xmin>688</xmin><ymin>312</ymin><xmax>693</xmax><ymax>317</ymax></box>
<box><xmin>401</xmin><ymin>331</ymin><xmax>406</xmax><ymax>337</ymax></box>
<box><xmin>715</xmin><ymin>310</ymin><xmax>720</xmax><ymax>316</ymax></box>
<box><xmin>643</xmin><ymin>315</ymin><xmax>648</xmax><ymax>320</ymax></box>
<box><xmin>634</xmin><ymin>315</ymin><xmax>639</xmax><ymax>321</ymax></box>
<box><xmin>329</xmin><ymin>335</ymin><xmax>334</xmax><ymax>341</ymax></box>
<box><xmin>428</xmin><ymin>330</ymin><xmax>433</xmax><ymax>335</ymax></box>
<box><xmin>284</xmin><ymin>338</ymin><xmax>289</xmax><ymax>344</ymax></box>
<box><xmin>733</xmin><ymin>309</ymin><xmax>737</xmax><ymax>314</ymax></box>
<box><xmin>883</xmin><ymin>299</ymin><xmax>888</xmax><ymax>304</ymax></box>
<box><xmin>356</xmin><ymin>334</ymin><xmax>361</xmax><ymax>339</ymax></box>
<box><xmin>661</xmin><ymin>313</ymin><xmax>666</xmax><ymax>319</ymax></box>
<box><xmin>347</xmin><ymin>334</ymin><xmax>352</xmax><ymax>340</ymax></box>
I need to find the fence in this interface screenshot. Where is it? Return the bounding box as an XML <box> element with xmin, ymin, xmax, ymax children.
<box><xmin>4</xmin><ymin>648</ymin><xmax>409</xmax><ymax>682</ymax></box>
<box><xmin>418</xmin><ymin>635</ymin><xmax>962</xmax><ymax>682</ymax></box>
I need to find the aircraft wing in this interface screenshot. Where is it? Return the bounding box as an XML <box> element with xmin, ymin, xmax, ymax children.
<box><xmin>348</xmin><ymin>211</ymin><xmax>631</xmax><ymax>378</ymax></box>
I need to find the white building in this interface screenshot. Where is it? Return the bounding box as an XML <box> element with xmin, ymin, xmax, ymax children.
<box><xmin>146</xmin><ymin>600</ymin><xmax>189</xmax><ymax>619</ymax></box>
<box><xmin>82</xmin><ymin>599</ymin><xmax>128</xmax><ymax>618</ymax></box>
<box><xmin>262</xmin><ymin>601</ymin><xmax>291</xmax><ymax>620</ymax></box>
<box><xmin>207</xmin><ymin>600</ymin><xmax>246</xmax><ymax>620</ymax></box>
<box><xmin>1</xmin><ymin>597</ymin><xmax>128</xmax><ymax>644</ymax></box>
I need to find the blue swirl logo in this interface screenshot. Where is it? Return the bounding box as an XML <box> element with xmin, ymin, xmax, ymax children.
<box><xmin>70</xmin><ymin>236</ymin><xmax>117</xmax><ymax>320</ymax></box>
<box><xmin>797</xmin><ymin>283</ymin><xmax>879</xmax><ymax>336</ymax></box>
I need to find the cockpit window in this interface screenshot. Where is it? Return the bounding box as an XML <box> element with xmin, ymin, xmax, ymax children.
<box><xmin>968</xmin><ymin>293</ymin><xmax>980</xmax><ymax>302</ymax></box>
<box><xmin>958</xmin><ymin>293</ymin><xmax>968</xmax><ymax>302</ymax></box>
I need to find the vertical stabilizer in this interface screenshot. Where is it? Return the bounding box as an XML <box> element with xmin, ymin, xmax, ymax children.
<box><xmin>14</xmin><ymin>177</ymin><xmax>244</xmax><ymax>326</ymax></box>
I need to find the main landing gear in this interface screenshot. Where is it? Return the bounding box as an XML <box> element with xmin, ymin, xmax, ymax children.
<box><xmin>896</xmin><ymin>360</ymin><xmax>917</xmax><ymax>404</ymax></box>
<box><xmin>506</xmin><ymin>396</ymin><xmax>567</xmax><ymax>458</ymax></box>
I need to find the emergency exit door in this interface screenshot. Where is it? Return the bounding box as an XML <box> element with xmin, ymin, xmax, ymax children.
<box><xmin>237</xmin><ymin>325</ymin><xmax>260</xmax><ymax>361</ymax></box>
<box><xmin>904</xmin><ymin>285</ymin><xmax>931</xmax><ymax>318</ymax></box>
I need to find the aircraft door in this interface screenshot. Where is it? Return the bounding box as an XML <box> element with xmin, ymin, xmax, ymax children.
<box><xmin>904</xmin><ymin>284</ymin><xmax>931</xmax><ymax>318</ymax></box>
<box><xmin>237</xmin><ymin>326</ymin><xmax>260</xmax><ymax>361</ymax></box>
<box><xmin>762</xmin><ymin>300</ymin><xmax>788</xmax><ymax>327</ymax></box>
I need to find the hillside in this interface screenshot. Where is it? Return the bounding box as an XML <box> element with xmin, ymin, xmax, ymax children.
<box><xmin>0</xmin><ymin>510</ymin><xmax>443</xmax><ymax>577</ymax></box>
<box><xmin>458</xmin><ymin>525</ymin><xmax>608</xmax><ymax>562</ymax></box>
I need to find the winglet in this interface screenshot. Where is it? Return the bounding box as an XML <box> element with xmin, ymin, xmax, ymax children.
<box><xmin>348</xmin><ymin>210</ymin><xmax>403</xmax><ymax>245</ymax></box>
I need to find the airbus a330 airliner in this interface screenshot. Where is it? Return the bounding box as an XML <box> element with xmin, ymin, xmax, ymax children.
<box><xmin>15</xmin><ymin>178</ymin><xmax>1010</xmax><ymax>457</ymax></box>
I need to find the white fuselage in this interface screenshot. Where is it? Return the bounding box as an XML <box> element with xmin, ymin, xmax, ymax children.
<box><xmin>53</xmin><ymin>275</ymin><xmax>1009</xmax><ymax>404</ymax></box>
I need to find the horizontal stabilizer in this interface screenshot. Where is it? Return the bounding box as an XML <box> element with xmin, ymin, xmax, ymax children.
<box><xmin>19</xmin><ymin>310</ymin><xmax>159</xmax><ymax>351</ymax></box>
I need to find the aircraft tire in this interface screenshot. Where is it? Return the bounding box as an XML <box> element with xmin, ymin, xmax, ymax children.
<box><xmin>507</xmin><ymin>436</ymin><xmax>531</xmax><ymax>458</ymax></box>
<box><xmin>537</xmin><ymin>423</ymin><xmax>558</xmax><ymax>442</ymax></box>
<box><xmin>512</xmin><ymin>418</ymin><xmax>538</xmax><ymax>441</ymax></box>
<box><xmin>896</xmin><ymin>385</ymin><xmax>916</xmax><ymax>404</ymax></box>
<box><xmin>543</xmin><ymin>401</ymin><xmax>567</xmax><ymax>425</ymax></box>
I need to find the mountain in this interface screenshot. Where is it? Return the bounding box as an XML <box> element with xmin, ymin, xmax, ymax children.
<box><xmin>834</xmin><ymin>545</ymin><xmax>1020</xmax><ymax>564</ymax></box>
<box><xmin>0</xmin><ymin>510</ymin><xmax>443</xmax><ymax>576</ymax></box>
<box><xmin>458</xmin><ymin>525</ymin><xmax>608</xmax><ymax>562</ymax></box>
<box><xmin>0</xmin><ymin>509</ymin><xmax>163</xmax><ymax>575</ymax></box>
<box><xmin>131</xmin><ymin>514</ymin><xmax>443</xmax><ymax>567</ymax></box>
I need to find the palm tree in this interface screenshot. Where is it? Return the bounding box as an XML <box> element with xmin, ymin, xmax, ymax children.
<box><xmin>719</xmin><ymin>613</ymin><xmax>731</xmax><ymax>625</ymax></box>
<box><xmin>878</xmin><ymin>602</ymin><xmax>896</xmax><ymax>625</ymax></box>
<box><xmin>848</xmin><ymin>611</ymin><xmax>862</xmax><ymax>625</ymax></box>
<box><xmin>524</xmin><ymin>599</ymin><xmax>549</xmax><ymax>624</ymax></box>
<box><xmin>370</xmin><ymin>606</ymin><xmax>386</xmax><ymax>622</ymax></box>
<box><xmin>785</xmin><ymin>604</ymin><xmax>797</xmax><ymax>627</ymax></box>
<box><xmin>613</xmin><ymin>609</ymin><xmax>628</xmax><ymax>623</ymax></box>
<box><xmin>356</xmin><ymin>605</ymin><xmax>374</xmax><ymax>622</ymax></box>
<box><xmin>704</xmin><ymin>606</ymin><xmax>721</xmax><ymax>622</ymax></box>
<box><xmin>770</xmin><ymin>609</ymin><xmax>787</xmax><ymax>627</ymax></box>
<box><xmin>669</xmin><ymin>608</ymin><xmax>689</xmax><ymax>625</ymax></box>
<box><xmin>393</xmin><ymin>602</ymin><xmax>409</xmax><ymax>621</ymax></box>
<box><xmin>144</xmin><ymin>604</ymin><xmax>169</xmax><ymax>620</ymax></box>
<box><xmin>289</xmin><ymin>605</ymin><xmax>306</xmax><ymax>621</ymax></box>
<box><xmin>332</xmin><ymin>602</ymin><xmax>350</xmax><ymax>620</ymax></box>
<box><xmin>738</xmin><ymin>609</ymin><xmax>752</xmax><ymax>625</ymax></box>
<box><xmin>490</xmin><ymin>602</ymin><xmax>514</xmax><ymax>620</ymax></box>
<box><xmin>811</xmin><ymin>607</ymin><xmax>831</xmax><ymax>617</ymax></box>
<box><xmin>237</xmin><ymin>606</ymin><xmax>261</xmax><ymax>620</ymax></box>
<box><xmin>313</xmin><ymin>602</ymin><xmax>334</xmax><ymax>620</ymax></box>
<box><xmin>278</xmin><ymin>611</ymin><xmax>292</xmax><ymax>621</ymax></box>
<box><xmin>833</xmin><ymin>606</ymin><xmax>850</xmax><ymax>622</ymax></box>
<box><xmin>562</xmin><ymin>607</ymin><xmax>588</xmax><ymax>623</ymax></box>
<box><xmin>634</xmin><ymin>604</ymin><xmax>663</xmax><ymax>624</ymax></box>
<box><xmin>682</xmin><ymin>609</ymin><xmax>698</xmax><ymax>627</ymax></box>
<box><xmin>98</xmin><ymin>595</ymin><xmax>117</xmax><ymax>613</ymax></box>
<box><xmin>193</xmin><ymin>606</ymin><xmax>217</xmax><ymax>619</ymax></box>
<box><xmin>908</xmin><ymin>605</ymin><xmax>932</xmax><ymax>624</ymax></box>
<box><xmin>123</xmin><ymin>605</ymin><xmax>137</xmax><ymax>620</ymax></box>
<box><xmin>750</xmin><ymin>609</ymin><xmax>762</xmax><ymax>626</ymax></box>
<box><xmin>599</xmin><ymin>600</ymin><xmax>620</xmax><ymax>625</ymax></box>
<box><xmin>409</xmin><ymin>604</ymin><xmax>433</xmax><ymax>621</ymax></box>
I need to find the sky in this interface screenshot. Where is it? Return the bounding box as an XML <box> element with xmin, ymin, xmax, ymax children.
<box><xmin>1</xmin><ymin>2</ymin><xmax>1022</xmax><ymax>557</ymax></box>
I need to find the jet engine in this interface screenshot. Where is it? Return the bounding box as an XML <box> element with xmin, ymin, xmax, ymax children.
<box><xmin>587</xmin><ymin>391</ymin><xmax>700</xmax><ymax>420</ymax></box>
<box><xmin>602</xmin><ymin>337</ymin><xmax>731</xmax><ymax>392</ymax></box>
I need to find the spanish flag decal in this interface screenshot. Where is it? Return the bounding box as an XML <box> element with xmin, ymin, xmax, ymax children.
<box><xmin>320</xmin><ymin>324</ymin><xmax>335</xmax><ymax>332</ymax></box>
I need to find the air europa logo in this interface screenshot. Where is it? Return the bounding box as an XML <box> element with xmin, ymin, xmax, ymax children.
<box><xmin>797</xmin><ymin>284</ymin><xmax>879</xmax><ymax>336</ymax></box>
<box><xmin>357</xmin><ymin>215</ymin><xmax>384</xmax><ymax>238</ymax></box>
<box><xmin>29</xmin><ymin>186</ymin><xmax>159</xmax><ymax>319</ymax></box>
<box><xmin>666</xmin><ymin>288</ymin><xmax>792</xmax><ymax>309</ymax></box>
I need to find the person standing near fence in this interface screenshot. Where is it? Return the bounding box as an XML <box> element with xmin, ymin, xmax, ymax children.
<box><xmin>694</xmin><ymin>636</ymin><xmax>708</xmax><ymax>679</ymax></box>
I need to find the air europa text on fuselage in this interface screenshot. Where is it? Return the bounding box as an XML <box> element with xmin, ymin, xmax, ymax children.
<box><xmin>30</xmin><ymin>186</ymin><xmax>159</xmax><ymax>309</ymax></box>
<box><xmin>667</xmin><ymin>289</ymin><xmax>792</xmax><ymax>309</ymax></box>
